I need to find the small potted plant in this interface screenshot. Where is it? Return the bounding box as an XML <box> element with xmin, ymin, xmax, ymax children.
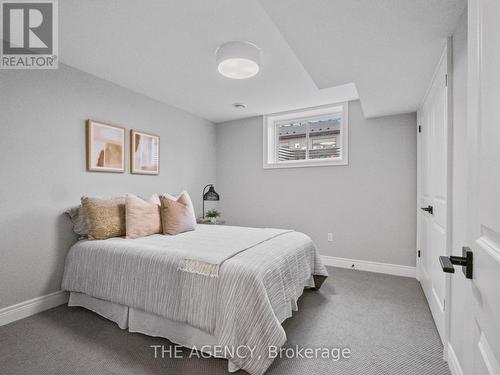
<box><xmin>205</xmin><ymin>209</ymin><xmax>221</xmax><ymax>224</ymax></box>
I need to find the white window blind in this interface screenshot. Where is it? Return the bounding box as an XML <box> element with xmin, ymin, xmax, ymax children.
<box><xmin>263</xmin><ymin>103</ymin><xmax>348</xmax><ymax>169</ymax></box>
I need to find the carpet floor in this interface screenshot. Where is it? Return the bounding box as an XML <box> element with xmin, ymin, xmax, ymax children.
<box><xmin>0</xmin><ymin>267</ymin><xmax>450</xmax><ymax>375</ymax></box>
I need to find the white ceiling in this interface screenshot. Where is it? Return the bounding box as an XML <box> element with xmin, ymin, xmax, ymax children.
<box><xmin>258</xmin><ymin>0</ymin><xmax>466</xmax><ymax>118</ymax></box>
<box><xmin>60</xmin><ymin>0</ymin><xmax>465</xmax><ymax>123</ymax></box>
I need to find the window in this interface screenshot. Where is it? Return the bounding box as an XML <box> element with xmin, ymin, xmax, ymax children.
<box><xmin>263</xmin><ymin>102</ymin><xmax>348</xmax><ymax>168</ymax></box>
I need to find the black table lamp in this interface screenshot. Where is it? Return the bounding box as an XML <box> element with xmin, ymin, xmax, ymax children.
<box><xmin>202</xmin><ymin>184</ymin><xmax>220</xmax><ymax>218</ymax></box>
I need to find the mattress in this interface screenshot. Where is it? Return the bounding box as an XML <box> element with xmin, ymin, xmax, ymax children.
<box><xmin>62</xmin><ymin>224</ymin><xmax>328</xmax><ymax>375</ymax></box>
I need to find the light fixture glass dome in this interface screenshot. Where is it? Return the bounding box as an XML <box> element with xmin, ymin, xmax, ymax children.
<box><xmin>216</xmin><ymin>41</ymin><xmax>261</xmax><ymax>79</ymax></box>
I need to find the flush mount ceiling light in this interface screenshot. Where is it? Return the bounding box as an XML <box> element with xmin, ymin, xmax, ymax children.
<box><xmin>216</xmin><ymin>41</ymin><xmax>261</xmax><ymax>79</ymax></box>
<box><xmin>232</xmin><ymin>103</ymin><xmax>247</xmax><ymax>109</ymax></box>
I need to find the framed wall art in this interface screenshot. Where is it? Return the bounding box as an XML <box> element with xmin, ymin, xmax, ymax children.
<box><xmin>86</xmin><ymin>120</ymin><xmax>125</xmax><ymax>173</ymax></box>
<box><xmin>130</xmin><ymin>130</ymin><xmax>160</xmax><ymax>175</ymax></box>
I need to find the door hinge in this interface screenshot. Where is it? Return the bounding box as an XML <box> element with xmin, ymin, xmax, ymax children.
<box><xmin>417</xmin><ymin>250</ymin><xmax>421</xmax><ymax>258</ymax></box>
<box><xmin>445</xmin><ymin>74</ymin><xmax>448</xmax><ymax>87</ymax></box>
<box><xmin>418</xmin><ymin>125</ymin><xmax>422</xmax><ymax>133</ymax></box>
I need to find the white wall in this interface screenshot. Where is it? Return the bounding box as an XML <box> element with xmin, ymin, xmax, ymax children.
<box><xmin>216</xmin><ymin>101</ymin><xmax>417</xmax><ymax>266</ymax></box>
<box><xmin>449</xmin><ymin>8</ymin><xmax>468</xmax><ymax>369</ymax></box>
<box><xmin>0</xmin><ymin>64</ymin><xmax>216</xmax><ymax>309</ymax></box>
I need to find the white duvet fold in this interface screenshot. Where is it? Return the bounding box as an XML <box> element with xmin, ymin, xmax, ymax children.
<box><xmin>177</xmin><ymin>226</ymin><xmax>293</xmax><ymax>277</ymax></box>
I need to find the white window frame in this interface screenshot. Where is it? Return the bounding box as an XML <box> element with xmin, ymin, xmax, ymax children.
<box><xmin>263</xmin><ymin>102</ymin><xmax>349</xmax><ymax>169</ymax></box>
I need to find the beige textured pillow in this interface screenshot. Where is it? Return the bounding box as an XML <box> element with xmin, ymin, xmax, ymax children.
<box><xmin>81</xmin><ymin>196</ymin><xmax>126</xmax><ymax>240</ymax></box>
<box><xmin>126</xmin><ymin>194</ymin><xmax>161</xmax><ymax>239</ymax></box>
<box><xmin>160</xmin><ymin>193</ymin><xmax>196</xmax><ymax>235</ymax></box>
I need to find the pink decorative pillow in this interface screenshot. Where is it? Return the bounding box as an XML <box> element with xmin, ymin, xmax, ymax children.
<box><xmin>162</xmin><ymin>191</ymin><xmax>196</xmax><ymax>219</ymax></box>
<box><xmin>126</xmin><ymin>194</ymin><xmax>162</xmax><ymax>239</ymax></box>
<box><xmin>160</xmin><ymin>192</ymin><xmax>196</xmax><ymax>235</ymax></box>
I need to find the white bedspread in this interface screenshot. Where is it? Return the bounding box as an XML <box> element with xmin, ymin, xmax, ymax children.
<box><xmin>61</xmin><ymin>224</ymin><xmax>328</xmax><ymax>375</ymax></box>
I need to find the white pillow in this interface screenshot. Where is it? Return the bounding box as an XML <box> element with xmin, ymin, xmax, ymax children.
<box><xmin>65</xmin><ymin>205</ymin><xmax>88</xmax><ymax>239</ymax></box>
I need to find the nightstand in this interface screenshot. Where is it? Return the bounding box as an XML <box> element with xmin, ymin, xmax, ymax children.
<box><xmin>197</xmin><ymin>218</ymin><xmax>226</xmax><ymax>225</ymax></box>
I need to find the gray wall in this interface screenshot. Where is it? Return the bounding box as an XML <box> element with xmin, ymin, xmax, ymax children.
<box><xmin>0</xmin><ymin>64</ymin><xmax>216</xmax><ymax>309</ymax></box>
<box><xmin>449</xmin><ymin>8</ymin><xmax>468</xmax><ymax>365</ymax></box>
<box><xmin>216</xmin><ymin>101</ymin><xmax>417</xmax><ymax>266</ymax></box>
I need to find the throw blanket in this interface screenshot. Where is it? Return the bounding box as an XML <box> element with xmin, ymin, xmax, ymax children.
<box><xmin>178</xmin><ymin>226</ymin><xmax>293</xmax><ymax>277</ymax></box>
<box><xmin>62</xmin><ymin>225</ymin><xmax>328</xmax><ymax>375</ymax></box>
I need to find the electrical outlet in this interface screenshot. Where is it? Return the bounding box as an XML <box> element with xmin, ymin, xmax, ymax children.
<box><xmin>327</xmin><ymin>233</ymin><xmax>333</xmax><ymax>242</ymax></box>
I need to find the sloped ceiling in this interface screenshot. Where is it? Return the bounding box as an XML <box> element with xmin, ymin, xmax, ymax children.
<box><xmin>258</xmin><ymin>0</ymin><xmax>466</xmax><ymax>118</ymax></box>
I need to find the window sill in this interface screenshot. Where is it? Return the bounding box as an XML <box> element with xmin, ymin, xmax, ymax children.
<box><xmin>263</xmin><ymin>158</ymin><xmax>348</xmax><ymax>169</ymax></box>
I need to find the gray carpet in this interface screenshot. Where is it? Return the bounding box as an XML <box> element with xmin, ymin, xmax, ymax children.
<box><xmin>0</xmin><ymin>267</ymin><xmax>450</xmax><ymax>375</ymax></box>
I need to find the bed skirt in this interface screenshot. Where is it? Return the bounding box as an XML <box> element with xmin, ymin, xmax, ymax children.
<box><xmin>68</xmin><ymin>292</ymin><xmax>240</xmax><ymax>373</ymax></box>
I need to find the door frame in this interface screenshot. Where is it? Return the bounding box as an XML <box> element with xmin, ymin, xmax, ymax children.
<box><xmin>416</xmin><ymin>38</ymin><xmax>454</xmax><ymax>361</ymax></box>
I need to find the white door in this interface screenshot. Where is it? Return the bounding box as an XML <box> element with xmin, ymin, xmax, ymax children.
<box><xmin>417</xmin><ymin>47</ymin><xmax>450</xmax><ymax>342</ymax></box>
<box><xmin>462</xmin><ymin>0</ymin><xmax>500</xmax><ymax>373</ymax></box>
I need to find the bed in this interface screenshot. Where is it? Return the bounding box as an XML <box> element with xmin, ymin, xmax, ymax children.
<box><xmin>62</xmin><ymin>224</ymin><xmax>328</xmax><ymax>375</ymax></box>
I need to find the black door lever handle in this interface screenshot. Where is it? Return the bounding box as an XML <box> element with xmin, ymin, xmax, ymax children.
<box><xmin>439</xmin><ymin>247</ymin><xmax>473</xmax><ymax>279</ymax></box>
<box><xmin>439</xmin><ymin>256</ymin><xmax>455</xmax><ymax>273</ymax></box>
<box><xmin>421</xmin><ymin>205</ymin><xmax>433</xmax><ymax>215</ymax></box>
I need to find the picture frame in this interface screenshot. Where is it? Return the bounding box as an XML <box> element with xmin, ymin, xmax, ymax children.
<box><xmin>86</xmin><ymin>119</ymin><xmax>125</xmax><ymax>173</ymax></box>
<box><xmin>130</xmin><ymin>130</ymin><xmax>160</xmax><ymax>175</ymax></box>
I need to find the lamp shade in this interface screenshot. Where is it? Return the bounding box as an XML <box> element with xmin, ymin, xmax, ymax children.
<box><xmin>203</xmin><ymin>185</ymin><xmax>220</xmax><ymax>201</ymax></box>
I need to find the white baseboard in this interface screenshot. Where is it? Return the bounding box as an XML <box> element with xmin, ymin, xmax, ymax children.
<box><xmin>0</xmin><ymin>290</ymin><xmax>69</xmax><ymax>326</ymax></box>
<box><xmin>322</xmin><ymin>255</ymin><xmax>416</xmax><ymax>278</ymax></box>
<box><xmin>447</xmin><ymin>342</ymin><xmax>464</xmax><ymax>375</ymax></box>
